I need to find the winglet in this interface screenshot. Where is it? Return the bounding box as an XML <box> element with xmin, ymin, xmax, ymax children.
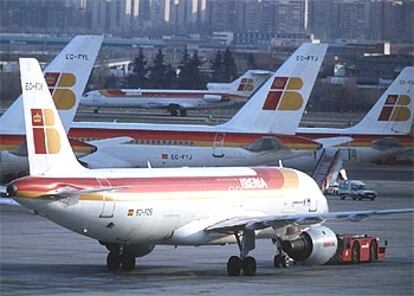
<box><xmin>222</xmin><ymin>43</ymin><xmax>328</xmax><ymax>134</ymax></box>
<box><xmin>20</xmin><ymin>58</ymin><xmax>85</xmax><ymax>177</ymax></box>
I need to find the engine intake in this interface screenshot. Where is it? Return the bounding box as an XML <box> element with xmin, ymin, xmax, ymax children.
<box><xmin>281</xmin><ymin>226</ymin><xmax>338</xmax><ymax>265</ymax></box>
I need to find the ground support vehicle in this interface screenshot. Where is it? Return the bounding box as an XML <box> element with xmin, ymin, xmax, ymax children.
<box><xmin>328</xmin><ymin>234</ymin><xmax>386</xmax><ymax>264</ymax></box>
<box><xmin>338</xmin><ymin>180</ymin><xmax>377</xmax><ymax>201</ymax></box>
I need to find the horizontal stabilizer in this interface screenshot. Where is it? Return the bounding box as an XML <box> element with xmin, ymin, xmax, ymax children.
<box><xmin>0</xmin><ymin>198</ymin><xmax>20</xmax><ymax>206</ymax></box>
<box><xmin>315</xmin><ymin>136</ymin><xmax>353</xmax><ymax>148</ymax></box>
<box><xmin>40</xmin><ymin>185</ymin><xmax>129</xmax><ymax>206</ymax></box>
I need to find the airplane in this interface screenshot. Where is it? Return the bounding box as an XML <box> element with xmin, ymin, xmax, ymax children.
<box><xmin>74</xmin><ymin>43</ymin><xmax>328</xmax><ymax>169</ymax></box>
<box><xmin>6</xmin><ymin>58</ymin><xmax>413</xmax><ymax>276</ymax></box>
<box><xmin>284</xmin><ymin>67</ymin><xmax>414</xmax><ymax>189</ymax></box>
<box><xmin>0</xmin><ymin>35</ymin><xmax>103</xmax><ymax>182</ymax></box>
<box><xmin>0</xmin><ymin>43</ymin><xmax>327</xmax><ymax>179</ymax></box>
<box><xmin>80</xmin><ymin>69</ymin><xmax>272</xmax><ymax>116</ymax></box>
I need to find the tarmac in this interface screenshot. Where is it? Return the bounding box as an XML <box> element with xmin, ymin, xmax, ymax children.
<box><xmin>0</xmin><ymin>163</ymin><xmax>413</xmax><ymax>296</ymax></box>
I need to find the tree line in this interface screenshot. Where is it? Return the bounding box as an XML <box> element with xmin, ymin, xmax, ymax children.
<box><xmin>127</xmin><ymin>47</ymin><xmax>240</xmax><ymax>90</ymax></box>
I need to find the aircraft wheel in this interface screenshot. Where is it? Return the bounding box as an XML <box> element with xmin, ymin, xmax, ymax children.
<box><xmin>179</xmin><ymin>109</ymin><xmax>187</xmax><ymax>116</ymax></box>
<box><xmin>242</xmin><ymin>256</ymin><xmax>256</xmax><ymax>276</ymax></box>
<box><xmin>106</xmin><ymin>252</ymin><xmax>121</xmax><ymax>271</ymax></box>
<box><xmin>351</xmin><ymin>242</ymin><xmax>360</xmax><ymax>264</ymax></box>
<box><xmin>227</xmin><ymin>256</ymin><xmax>242</xmax><ymax>276</ymax></box>
<box><xmin>340</xmin><ymin>195</ymin><xmax>345</xmax><ymax>200</ymax></box>
<box><xmin>273</xmin><ymin>254</ymin><xmax>289</xmax><ymax>268</ymax></box>
<box><xmin>273</xmin><ymin>254</ymin><xmax>283</xmax><ymax>268</ymax></box>
<box><xmin>121</xmin><ymin>252</ymin><xmax>136</xmax><ymax>272</ymax></box>
<box><xmin>369</xmin><ymin>240</ymin><xmax>378</xmax><ymax>262</ymax></box>
<box><xmin>168</xmin><ymin>105</ymin><xmax>179</xmax><ymax>116</ymax></box>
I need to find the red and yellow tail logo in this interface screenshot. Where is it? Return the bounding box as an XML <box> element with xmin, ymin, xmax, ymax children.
<box><xmin>237</xmin><ymin>78</ymin><xmax>254</xmax><ymax>92</ymax></box>
<box><xmin>262</xmin><ymin>77</ymin><xmax>303</xmax><ymax>111</ymax></box>
<box><xmin>378</xmin><ymin>94</ymin><xmax>411</xmax><ymax>121</ymax></box>
<box><xmin>31</xmin><ymin>108</ymin><xmax>60</xmax><ymax>154</ymax></box>
<box><xmin>44</xmin><ymin>72</ymin><xmax>76</xmax><ymax>110</ymax></box>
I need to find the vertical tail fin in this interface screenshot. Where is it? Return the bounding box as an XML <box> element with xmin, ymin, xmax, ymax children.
<box><xmin>207</xmin><ymin>70</ymin><xmax>272</xmax><ymax>96</ymax></box>
<box><xmin>222</xmin><ymin>43</ymin><xmax>328</xmax><ymax>134</ymax></box>
<box><xmin>0</xmin><ymin>35</ymin><xmax>103</xmax><ymax>134</ymax></box>
<box><xmin>20</xmin><ymin>58</ymin><xmax>85</xmax><ymax>177</ymax></box>
<box><xmin>347</xmin><ymin>67</ymin><xmax>414</xmax><ymax>135</ymax></box>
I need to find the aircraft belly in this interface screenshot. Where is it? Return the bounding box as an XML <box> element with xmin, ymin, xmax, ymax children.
<box><xmin>283</xmin><ymin>155</ymin><xmax>317</xmax><ymax>172</ymax></box>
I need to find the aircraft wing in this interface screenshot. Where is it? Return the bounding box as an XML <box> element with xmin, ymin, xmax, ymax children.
<box><xmin>145</xmin><ymin>102</ymin><xmax>194</xmax><ymax>109</ymax></box>
<box><xmin>205</xmin><ymin>208</ymin><xmax>414</xmax><ymax>233</ymax></box>
<box><xmin>88</xmin><ymin>136</ymin><xmax>135</xmax><ymax>147</ymax></box>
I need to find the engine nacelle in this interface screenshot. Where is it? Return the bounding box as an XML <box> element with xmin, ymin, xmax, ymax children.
<box><xmin>281</xmin><ymin>226</ymin><xmax>338</xmax><ymax>265</ymax></box>
<box><xmin>203</xmin><ymin>94</ymin><xmax>222</xmax><ymax>102</ymax></box>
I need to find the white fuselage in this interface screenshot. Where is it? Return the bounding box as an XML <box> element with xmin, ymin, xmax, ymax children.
<box><xmin>283</xmin><ymin>126</ymin><xmax>414</xmax><ymax>172</ymax></box>
<box><xmin>13</xmin><ymin>167</ymin><xmax>328</xmax><ymax>246</ymax></box>
<box><xmin>81</xmin><ymin>89</ymin><xmax>245</xmax><ymax>110</ymax></box>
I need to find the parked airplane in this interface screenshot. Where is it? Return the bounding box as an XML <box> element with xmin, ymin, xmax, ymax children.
<box><xmin>7</xmin><ymin>58</ymin><xmax>413</xmax><ymax>276</ymax></box>
<box><xmin>0</xmin><ymin>35</ymin><xmax>103</xmax><ymax>182</ymax></box>
<box><xmin>80</xmin><ymin>70</ymin><xmax>272</xmax><ymax>116</ymax></box>
<box><xmin>76</xmin><ymin>43</ymin><xmax>328</xmax><ymax>169</ymax></box>
<box><xmin>285</xmin><ymin>67</ymin><xmax>414</xmax><ymax>188</ymax></box>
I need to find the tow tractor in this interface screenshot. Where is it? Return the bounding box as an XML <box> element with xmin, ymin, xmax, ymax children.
<box><xmin>328</xmin><ymin>234</ymin><xmax>387</xmax><ymax>264</ymax></box>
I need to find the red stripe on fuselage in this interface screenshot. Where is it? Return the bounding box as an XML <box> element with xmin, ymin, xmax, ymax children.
<box><xmin>296</xmin><ymin>132</ymin><xmax>414</xmax><ymax>147</ymax></box>
<box><xmin>68</xmin><ymin>128</ymin><xmax>318</xmax><ymax>146</ymax></box>
<box><xmin>0</xmin><ymin>135</ymin><xmax>95</xmax><ymax>150</ymax></box>
<box><xmin>13</xmin><ymin>168</ymin><xmax>286</xmax><ymax>195</ymax></box>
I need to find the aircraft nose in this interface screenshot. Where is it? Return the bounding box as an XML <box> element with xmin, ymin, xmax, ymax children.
<box><xmin>6</xmin><ymin>183</ymin><xmax>17</xmax><ymax>197</ymax></box>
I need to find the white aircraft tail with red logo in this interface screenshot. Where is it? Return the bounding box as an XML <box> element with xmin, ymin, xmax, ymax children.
<box><xmin>207</xmin><ymin>69</ymin><xmax>272</xmax><ymax>97</ymax></box>
<box><xmin>0</xmin><ymin>35</ymin><xmax>103</xmax><ymax>135</ymax></box>
<box><xmin>346</xmin><ymin>67</ymin><xmax>414</xmax><ymax>135</ymax></box>
<box><xmin>20</xmin><ymin>58</ymin><xmax>85</xmax><ymax>177</ymax></box>
<box><xmin>222</xmin><ymin>43</ymin><xmax>328</xmax><ymax>135</ymax></box>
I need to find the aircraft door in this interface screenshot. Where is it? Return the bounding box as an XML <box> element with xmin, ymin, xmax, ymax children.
<box><xmin>306</xmin><ymin>197</ymin><xmax>317</xmax><ymax>213</ymax></box>
<box><xmin>213</xmin><ymin>133</ymin><xmax>225</xmax><ymax>158</ymax></box>
<box><xmin>97</xmin><ymin>178</ymin><xmax>115</xmax><ymax>218</ymax></box>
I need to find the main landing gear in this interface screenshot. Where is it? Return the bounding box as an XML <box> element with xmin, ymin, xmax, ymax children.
<box><xmin>167</xmin><ymin>105</ymin><xmax>187</xmax><ymax>116</ymax></box>
<box><xmin>106</xmin><ymin>248</ymin><xmax>136</xmax><ymax>272</ymax></box>
<box><xmin>272</xmin><ymin>239</ymin><xmax>291</xmax><ymax>268</ymax></box>
<box><xmin>227</xmin><ymin>229</ymin><xmax>257</xmax><ymax>276</ymax></box>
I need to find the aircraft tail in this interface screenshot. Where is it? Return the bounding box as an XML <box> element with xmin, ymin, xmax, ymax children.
<box><xmin>346</xmin><ymin>67</ymin><xmax>414</xmax><ymax>135</ymax></box>
<box><xmin>0</xmin><ymin>35</ymin><xmax>103</xmax><ymax>134</ymax></box>
<box><xmin>207</xmin><ymin>70</ymin><xmax>272</xmax><ymax>97</ymax></box>
<box><xmin>20</xmin><ymin>58</ymin><xmax>85</xmax><ymax>177</ymax></box>
<box><xmin>221</xmin><ymin>43</ymin><xmax>328</xmax><ymax>134</ymax></box>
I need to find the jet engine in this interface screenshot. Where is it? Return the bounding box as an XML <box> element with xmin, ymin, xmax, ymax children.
<box><xmin>281</xmin><ymin>226</ymin><xmax>338</xmax><ymax>265</ymax></box>
<box><xmin>203</xmin><ymin>94</ymin><xmax>222</xmax><ymax>102</ymax></box>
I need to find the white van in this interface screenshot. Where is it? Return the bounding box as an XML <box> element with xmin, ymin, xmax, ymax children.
<box><xmin>338</xmin><ymin>180</ymin><xmax>377</xmax><ymax>201</ymax></box>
